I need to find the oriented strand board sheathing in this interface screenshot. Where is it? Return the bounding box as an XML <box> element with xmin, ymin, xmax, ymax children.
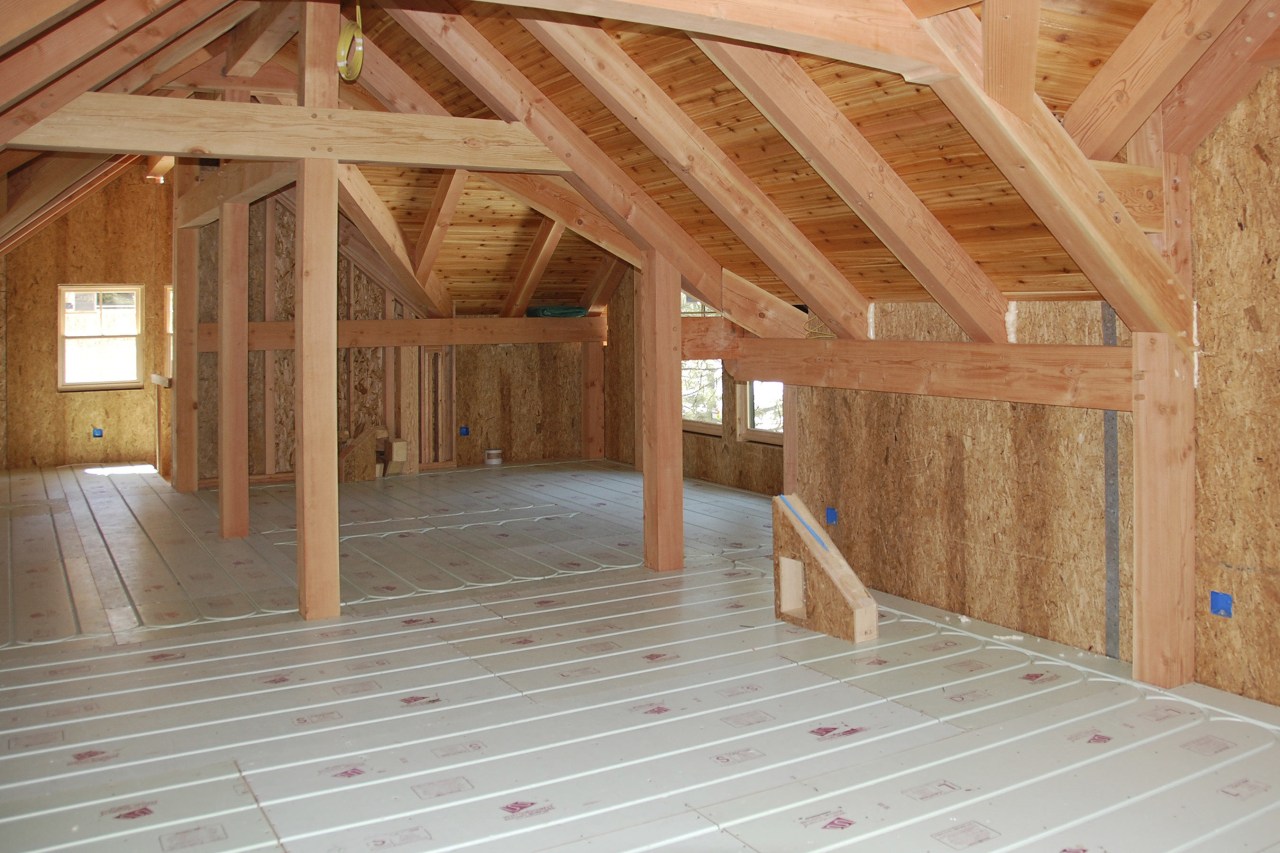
<box><xmin>796</xmin><ymin>301</ymin><xmax>1127</xmax><ymax>659</ymax></box>
<box><xmin>1192</xmin><ymin>67</ymin><xmax>1280</xmax><ymax>707</ymax></box>
<box><xmin>2</xmin><ymin>164</ymin><xmax>172</xmax><ymax>467</ymax></box>
<box><xmin>454</xmin><ymin>343</ymin><xmax>583</xmax><ymax>466</ymax></box>
<box><xmin>604</xmin><ymin>268</ymin><xmax>636</xmax><ymax>466</ymax></box>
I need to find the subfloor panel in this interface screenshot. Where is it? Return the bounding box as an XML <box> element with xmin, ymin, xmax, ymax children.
<box><xmin>0</xmin><ymin>462</ymin><xmax>1277</xmax><ymax>851</ymax></box>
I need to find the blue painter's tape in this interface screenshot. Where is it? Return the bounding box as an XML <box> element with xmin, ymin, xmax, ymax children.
<box><xmin>778</xmin><ymin>495</ymin><xmax>828</xmax><ymax>552</ymax></box>
<box><xmin>1210</xmin><ymin>590</ymin><xmax>1233</xmax><ymax>618</ymax></box>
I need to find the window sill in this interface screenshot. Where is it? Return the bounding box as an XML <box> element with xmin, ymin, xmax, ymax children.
<box><xmin>682</xmin><ymin>419</ymin><xmax>723</xmax><ymax>438</ymax></box>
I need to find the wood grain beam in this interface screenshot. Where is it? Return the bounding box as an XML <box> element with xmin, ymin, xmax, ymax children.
<box><xmin>579</xmin><ymin>256</ymin><xmax>627</xmax><ymax>314</ymax></box>
<box><xmin>391</xmin><ymin>5</ymin><xmax>809</xmax><ymax>340</ymax></box>
<box><xmin>638</xmin><ymin>249</ymin><xmax>684</xmax><ymax>571</ymax></box>
<box><xmin>0</xmin><ymin>153</ymin><xmax>107</xmax><ymax>237</ymax></box>
<box><xmin>101</xmin><ymin>17</ymin><xmax>242</xmax><ymax>97</ymax></box>
<box><xmin>196</xmin><ymin>316</ymin><xmax>609</xmax><ymax>350</ymax></box>
<box><xmin>167</xmin><ymin>51</ymin><xmax>300</xmax><ymax>97</ymax></box>
<box><xmin>0</xmin><ymin>0</ymin><xmax>244</xmax><ymax>148</ymax></box>
<box><xmin>218</xmin><ymin>201</ymin><xmax>250</xmax><ymax>538</ymax></box>
<box><xmin>1132</xmin><ymin>332</ymin><xmax>1195</xmax><ymax>688</ymax></box>
<box><xmin>723</xmin><ymin>338</ymin><xmax>1135</xmax><ymax>411</ymax></box>
<box><xmin>224</xmin><ymin>0</ymin><xmax>300</xmax><ymax>76</ymax></box>
<box><xmin>1162</xmin><ymin>0</ymin><xmax>1280</xmax><ymax>154</ymax></box>
<box><xmin>175</xmin><ymin>159</ymin><xmax>297</xmax><ymax>227</ymax></box>
<box><xmin>904</xmin><ymin>0</ymin><xmax>976</xmax><ymax>16</ymax></box>
<box><xmin>698</xmin><ymin>38</ymin><xmax>1007</xmax><ymax>342</ymax></box>
<box><xmin>983</xmin><ymin>0</ymin><xmax>1040</xmax><ymax>119</ymax></box>
<box><xmin>409</xmin><ymin>166</ymin><xmax>465</xmax><ymax>320</ymax></box>
<box><xmin>0</xmin><ymin>154</ymin><xmax>137</xmax><ymax>256</ymax></box>
<box><xmin>922</xmin><ymin>9</ymin><xmax>1193</xmax><ymax>346</ymax></box>
<box><xmin>680</xmin><ymin>316</ymin><xmax>742</xmax><ymax>361</ymax></box>
<box><xmin>353</xmin><ymin>32</ymin><xmax>642</xmax><ymax>267</ymax></box>
<box><xmin>582</xmin><ymin>341</ymin><xmax>605</xmax><ymax>459</ymax></box>
<box><xmin>527</xmin><ymin>18</ymin><xmax>869</xmax><ymax>339</ymax></box>
<box><xmin>0</xmin><ymin>0</ymin><xmax>96</xmax><ymax>55</ymax></box>
<box><xmin>473</xmin><ymin>0</ymin><xmax>949</xmax><ymax>82</ymax></box>
<box><xmin>335</xmin><ymin>163</ymin><xmax>443</xmax><ymax>318</ymax></box>
<box><xmin>501</xmin><ymin>217</ymin><xmax>566</xmax><ymax>318</ymax></box>
<box><xmin>0</xmin><ymin>0</ymin><xmax>186</xmax><ymax>113</ymax></box>
<box><xmin>171</xmin><ymin>161</ymin><xmax>200</xmax><ymax>493</ymax></box>
<box><xmin>1092</xmin><ymin>159</ymin><xmax>1166</xmax><ymax>233</ymax></box>
<box><xmin>12</xmin><ymin>91</ymin><xmax>571</xmax><ymax>173</ymax></box>
<box><xmin>1063</xmin><ymin>0</ymin><xmax>1251</xmax><ymax>161</ymax></box>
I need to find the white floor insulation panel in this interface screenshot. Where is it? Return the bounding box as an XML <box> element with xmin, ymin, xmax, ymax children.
<box><xmin>1</xmin><ymin>462</ymin><xmax>1278</xmax><ymax>851</ymax></box>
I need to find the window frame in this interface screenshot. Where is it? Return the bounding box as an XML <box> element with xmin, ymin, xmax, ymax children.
<box><xmin>736</xmin><ymin>379</ymin><xmax>785</xmax><ymax>446</ymax></box>
<box><xmin>57</xmin><ymin>284</ymin><xmax>146</xmax><ymax>392</ymax></box>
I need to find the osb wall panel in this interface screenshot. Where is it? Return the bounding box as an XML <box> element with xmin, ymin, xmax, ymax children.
<box><xmin>1192</xmin><ymin>68</ymin><xmax>1280</xmax><ymax>705</ymax></box>
<box><xmin>247</xmin><ymin>202</ymin><xmax>267</xmax><ymax>476</ymax></box>
<box><xmin>454</xmin><ymin>343</ymin><xmax>582</xmax><ymax>466</ymax></box>
<box><xmin>4</xmin><ymin>165</ymin><xmax>171</xmax><ymax>468</ymax></box>
<box><xmin>349</xmin><ymin>265</ymin><xmax>385</xmax><ymax>438</ymax></box>
<box><xmin>604</xmin><ymin>269</ymin><xmax>636</xmax><ymax>466</ymax></box>
<box><xmin>795</xmin><ymin>301</ymin><xmax>1131</xmax><ymax>659</ymax></box>
<box><xmin>197</xmin><ymin>221</ymin><xmax>219</xmax><ymax>481</ymax></box>
<box><xmin>271</xmin><ymin>202</ymin><xmax>296</xmax><ymax>473</ymax></box>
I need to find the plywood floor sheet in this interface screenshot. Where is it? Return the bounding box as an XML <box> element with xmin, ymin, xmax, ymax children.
<box><xmin>0</xmin><ymin>463</ymin><xmax>1277</xmax><ymax>851</ymax></box>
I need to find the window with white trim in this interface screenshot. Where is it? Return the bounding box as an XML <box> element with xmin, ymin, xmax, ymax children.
<box><xmin>58</xmin><ymin>285</ymin><xmax>144</xmax><ymax>391</ymax></box>
<box><xmin>738</xmin><ymin>379</ymin><xmax>784</xmax><ymax>445</ymax></box>
<box><xmin>681</xmin><ymin>358</ymin><xmax>723</xmax><ymax>434</ymax></box>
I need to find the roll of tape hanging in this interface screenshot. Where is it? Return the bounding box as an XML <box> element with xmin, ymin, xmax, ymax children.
<box><xmin>337</xmin><ymin>5</ymin><xmax>364</xmax><ymax>82</ymax></box>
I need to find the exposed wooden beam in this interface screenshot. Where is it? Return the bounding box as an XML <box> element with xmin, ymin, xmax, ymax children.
<box><xmin>723</xmin><ymin>338</ymin><xmax>1135</xmax><ymax>412</ymax></box>
<box><xmin>680</xmin><ymin>316</ymin><xmax>742</xmax><ymax>361</ymax></box>
<box><xmin>1132</xmin><ymin>332</ymin><xmax>1195</xmax><ymax>688</ymax></box>
<box><xmin>1127</xmin><ymin>112</ymin><xmax>1193</xmax><ymax>296</ymax></box>
<box><xmin>218</xmin><ymin>201</ymin><xmax>250</xmax><ymax>538</ymax></box>
<box><xmin>13</xmin><ymin>92</ymin><xmax>571</xmax><ymax>174</ymax></box>
<box><xmin>0</xmin><ymin>0</ymin><xmax>186</xmax><ymax>113</ymax></box>
<box><xmin>348</xmin><ymin>32</ymin><xmax>643</xmax><ymax>267</ymax></box>
<box><xmin>0</xmin><ymin>0</ymin><xmax>96</xmax><ymax>55</ymax></box>
<box><xmin>477</xmin><ymin>0</ymin><xmax>949</xmax><ymax>82</ymax></box>
<box><xmin>501</xmin><ymin>217</ymin><xmax>566</xmax><ymax>318</ymax></box>
<box><xmin>224</xmin><ymin>0</ymin><xmax>299</xmax><ymax>77</ymax></box>
<box><xmin>638</xmin><ymin>249</ymin><xmax>683</xmax><ymax>571</ymax></box>
<box><xmin>582</xmin><ymin>341</ymin><xmax>605</xmax><ymax>459</ymax></box>
<box><xmin>335</xmin><ymin>163</ymin><xmax>442</xmax><ymax>318</ymax></box>
<box><xmin>0</xmin><ymin>153</ymin><xmax>108</xmax><ymax>238</ymax></box>
<box><xmin>0</xmin><ymin>154</ymin><xmax>138</xmax><ymax>256</ymax></box>
<box><xmin>175</xmin><ymin>160</ymin><xmax>296</xmax><ymax>228</ymax></box>
<box><xmin>391</xmin><ymin>5</ymin><xmax>809</xmax><ymax>340</ymax></box>
<box><xmin>102</xmin><ymin>20</ymin><xmax>241</xmax><ymax>97</ymax></box>
<box><xmin>196</xmin><ymin>316</ymin><xmax>609</xmax><ymax>350</ymax></box>
<box><xmin>983</xmin><ymin>0</ymin><xmax>1040</xmax><ymax>119</ymax></box>
<box><xmin>295</xmin><ymin>0</ymin><xmax>340</xmax><ymax>622</ymax></box>
<box><xmin>0</xmin><ymin>0</ymin><xmax>244</xmax><ymax>148</ymax></box>
<box><xmin>1063</xmin><ymin>0</ymin><xmax>1251</xmax><ymax>161</ymax></box>
<box><xmin>698</xmin><ymin>38</ymin><xmax>1007</xmax><ymax>342</ymax></box>
<box><xmin>413</xmin><ymin>169</ymin><xmax>467</xmax><ymax>280</ymax></box>
<box><xmin>1092</xmin><ymin>159</ymin><xmax>1166</xmax><ymax>233</ymax></box>
<box><xmin>922</xmin><ymin>10</ymin><xmax>1193</xmax><ymax>346</ymax></box>
<box><xmin>527</xmin><ymin>18</ymin><xmax>868</xmax><ymax>339</ymax></box>
<box><xmin>579</xmin><ymin>256</ymin><xmax>627</xmax><ymax>314</ymax></box>
<box><xmin>1162</xmin><ymin>0</ymin><xmax>1280</xmax><ymax>154</ymax></box>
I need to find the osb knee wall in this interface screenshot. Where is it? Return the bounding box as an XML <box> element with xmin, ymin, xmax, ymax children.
<box><xmin>604</xmin><ymin>273</ymin><xmax>783</xmax><ymax>496</ymax></box>
<box><xmin>1191</xmin><ymin>68</ymin><xmax>1280</xmax><ymax>705</ymax></box>
<box><xmin>794</xmin><ymin>303</ymin><xmax>1135</xmax><ymax>664</ymax></box>
<box><xmin>2</xmin><ymin>164</ymin><xmax>172</xmax><ymax>468</ymax></box>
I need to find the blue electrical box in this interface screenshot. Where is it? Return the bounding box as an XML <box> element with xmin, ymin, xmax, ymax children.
<box><xmin>825</xmin><ymin>506</ymin><xmax>838</xmax><ymax>524</ymax></box>
<box><xmin>459</xmin><ymin>426</ymin><xmax>470</xmax><ymax>437</ymax></box>
<box><xmin>1210</xmin><ymin>590</ymin><xmax>1233</xmax><ymax>618</ymax></box>
<box><xmin>91</xmin><ymin>427</ymin><xmax>104</xmax><ymax>439</ymax></box>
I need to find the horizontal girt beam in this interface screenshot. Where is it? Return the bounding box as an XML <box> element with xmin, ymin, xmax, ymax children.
<box><xmin>11</xmin><ymin>91</ymin><xmax>571</xmax><ymax>173</ymax></box>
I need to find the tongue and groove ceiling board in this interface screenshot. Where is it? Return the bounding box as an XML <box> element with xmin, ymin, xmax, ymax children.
<box><xmin>0</xmin><ymin>0</ymin><xmax>1262</xmax><ymax>327</ymax></box>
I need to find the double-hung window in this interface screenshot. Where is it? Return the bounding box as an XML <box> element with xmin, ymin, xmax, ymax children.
<box><xmin>58</xmin><ymin>285</ymin><xmax>144</xmax><ymax>391</ymax></box>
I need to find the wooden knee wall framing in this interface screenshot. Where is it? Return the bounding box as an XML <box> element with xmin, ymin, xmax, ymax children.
<box><xmin>772</xmin><ymin>494</ymin><xmax>878</xmax><ymax>644</ymax></box>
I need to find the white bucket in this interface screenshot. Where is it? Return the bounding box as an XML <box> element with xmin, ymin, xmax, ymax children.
<box><xmin>484</xmin><ymin>448</ymin><xmax>503</xmax><ymax>466</ymax></box>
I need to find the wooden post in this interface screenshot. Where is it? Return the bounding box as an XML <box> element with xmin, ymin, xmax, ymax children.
<box><xmin>171</xmin><ymin>160</ymin><xmax>199</xmax><ymax>493</ymax></box>
<box><xmin>783</xmin><ymin>384</ymin><xmax>798</xmax><ymax>494</ymax></box>
<box><xmin>582</xmin><ymin>341</ymin><xmax>605</xmax><ymax>459</ymax></box>
<box><xmin>1133</xmin><ymin>332</ymin><xmax>1195</xmax><ymax>687</ymax></box>
<box><xmin>218</xmin><ymin>201</ymin><xmax>250</xmax><ymax>537</ymax></box>
<box><xmin>295</xmin><ymin>1</ymin><xmax>341</xmax><ymax>620</ymax></box>
<box><xmin>637</xmin><ymin>249</ymin><xmax>683</xmax><ymax>571</ymax></box>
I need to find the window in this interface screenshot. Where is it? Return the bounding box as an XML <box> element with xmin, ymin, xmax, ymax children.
<box><xmin>681</xmin><ymin>358</ymin><xmax>723</xmax><ymax>435</ymax></box>
<box><xmin>739</xmin><ymin>379</ymin><xmax>785</xmax><ymax>445</ymax></box>
<box><xmin>58</xmin><ymin>285</ymin><xmax>144</xmax><ymax>391</ymax></box>
<box><xmin>164</xmin><ymin>285</ymin><xmax>174</xmax><ymax>378</ymax></box>
<box><xmin>679</xmin><ymin>293</ymin><xmax>720</xmax><ymax>317</ymax></box>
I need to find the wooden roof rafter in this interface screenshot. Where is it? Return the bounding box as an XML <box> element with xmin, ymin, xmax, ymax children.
<box><xmin>523</xmin><ymin>15</ymin><xmax>871</xmax><ymax>339</ymax></box>
<box><xmin>0</xmin><ymin>0</ymin><xmax>97</xmax><ymax>55</ymax></box>
<box><xmin>696</xmin><ymin>36</ymin><xmax>1009</xmax><ymax>342</ymax></box>
<box><xmin>500</xmin><ymin>215</ymin><xmax>566</xmax><ymax>317</ymax></box>
<box><xmin>388</xmin><ymin>2</ymin><xmax>810</xmax><ymax>339</ymax></box>
<box><xmin>224</xmin><ymin>0</ymin><xmax>300</xmax><ymax>77</ymax></box>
